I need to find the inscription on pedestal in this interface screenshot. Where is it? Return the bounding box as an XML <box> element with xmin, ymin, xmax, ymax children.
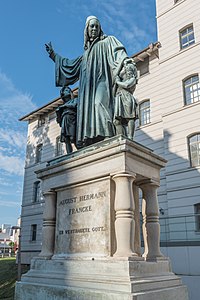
<box><xmin>55</xmin><ymin>179</ymin><xmax>111</xmax><ymax>256</ymax></box>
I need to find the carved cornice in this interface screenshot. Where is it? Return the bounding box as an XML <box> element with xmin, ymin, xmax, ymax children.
<box><xmin>132</xmin><ymin>42</ymin><xmax>161</xmax><ymax>63</ymax></box>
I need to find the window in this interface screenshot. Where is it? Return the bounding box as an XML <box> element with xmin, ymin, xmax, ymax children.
<box><xmin>137</xmin><ymin>57</ymin><xmax>149</xmax><ymax>77</ymax></box>
<box><xmin>33</xmin><ymin>181</ymin><xmax>41</xmax><ymax>203</ymax></box>
<box><xmin>55</xmin><ymin>136</ymin><xmax>65</xmax><ymax>157</ymax></box>
<box><xmin>188</xmin><ymin>134</ymin><xmax>200</xmax><ymax>167</ymax></box>
<box><xmin>48</xmin><ymin>112</ymin><xmax>56</xmax><ymax>122</ymax></box>
<box><xmin>38</xmin><ymin>116</ymin><xmax>45</xmax><ymax>127</ymax></box>
<box><xmin>183</xmin><ymin>75</ymin><xmax>200</xmax><ymax>105</ymax></box>
<box><xmin>139</xmin><ymin>100</ymin><xmax>150</xmax><ymax>126</ymax></box>
<box><xmin>35</xmin><ymin>144</ymin><xmax>43</xmax><ymax>163</ymax></box>
<box><xmin>31</xmin><ymin>224</ymin><xmax>37</xmax><ymax>241</ymax></box>
<box><xmin>194</xmin><ymin>203</ymin><xmax>200</xmax><ymax>231</ymax></box>
<box><xmin>180</xmin><ymin>25</ymin><xmax>195</xmax><ymax>50</ymax></box>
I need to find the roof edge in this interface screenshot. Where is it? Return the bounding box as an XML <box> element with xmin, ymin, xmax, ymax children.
<box><xmin>132</xmin><ymin>41</ymin><xmax>161</xmax><ymax>62</ymax></box>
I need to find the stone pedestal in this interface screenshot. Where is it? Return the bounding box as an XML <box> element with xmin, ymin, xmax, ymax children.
<box><xmin>15</xmin><ymin>136</ymin><xmax>188</xmax><ymax>300</ymax></box>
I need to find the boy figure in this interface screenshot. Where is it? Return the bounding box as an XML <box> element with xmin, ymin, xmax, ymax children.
<box><xmin>114</xmin><ymin>58</ymin><xmax>138</xmax><ymax>140</ymax></box>
<box><xmin>56</xmin><ymin>86</ymin><xmax>78</xmax><ymax>153</ymax></box>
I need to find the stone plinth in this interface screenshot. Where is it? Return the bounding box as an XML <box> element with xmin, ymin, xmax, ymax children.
<box><xmin>16</xmin><ymin>258</ymin><xmax>188</xmax><ymax>300</ymax></box>
<box><xmin>15</xmin><ymin>136</ymin><xmax>188</xmax><ymax>300</ymax></box>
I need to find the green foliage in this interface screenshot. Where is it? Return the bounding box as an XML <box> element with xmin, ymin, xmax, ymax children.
<box><xmin>0</xmin><ymin>258</ymin><xmax>29</xmax><ymax>300</ymax></box>
<box><xmin>8</xmin><ymin>242</ymin><xmax>15</xmax><ymax>248</ymax></box>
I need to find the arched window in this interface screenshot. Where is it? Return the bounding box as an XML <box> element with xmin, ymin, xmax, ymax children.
<box><xmin>188</xmin><ymin>133</ymin><xmax>200</xmax><ymax>167</ymax></box>
<box><xmin>139</xmin><ymin>100</ymin><xmax>150</xmax><ymax>126</ymax></box>
<box><xmin>183</xmin><ymin>75</ymin><xmax>200</xmax><ymax>105</ymax></box>
<box><xmin>179</xmin><ymin>24</ymin><xmax>195</xmax><ymax>50</ymax></box>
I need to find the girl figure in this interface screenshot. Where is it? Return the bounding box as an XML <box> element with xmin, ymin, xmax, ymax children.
<box><xmin>114</xmin><ymin>58</ymin><xmax>139</xmax><ymax>140</ymax></box>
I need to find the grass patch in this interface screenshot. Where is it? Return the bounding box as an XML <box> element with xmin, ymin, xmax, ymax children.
<box><xmin>0</xmin><ymin>258</ymin><xmax>29</xmax><ymax>300</ymax></box>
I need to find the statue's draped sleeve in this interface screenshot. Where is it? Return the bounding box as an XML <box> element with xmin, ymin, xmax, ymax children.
<box><xmin>105</xmin><ymin>36</ymin><xmax>128</xmax><ymax>95</ymax></box>
<box><xmin>106</xmin><ymin>37</ymin><xmax>127</xmax><ymax>77</ymax></box>
<box><xmin>54</xmin><ymin>54</ymin><xmax>82</xmax><ymax>87</ymax></box>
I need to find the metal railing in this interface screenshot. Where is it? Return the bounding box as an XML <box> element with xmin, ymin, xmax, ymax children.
<box><xmin>140</xmin><ymin>214</ymin><xmax>200</xmax><ymax>246</ymax></box>
<box><xmin>159</xmin><ymin>214</ymin><xmax>200</xmax><ymax>243</ymax></box>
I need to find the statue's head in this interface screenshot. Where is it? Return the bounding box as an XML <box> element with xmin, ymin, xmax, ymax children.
<box><xmin>60</xmin><ymin>86</ymin><xmax>72</xmax><ymax>102</ymax></box>
<box><xmin>84</xmin><ymin>16</ymin><xmax>105</xmax><ymax>50</ymax></box>
<box><xmin>123</xmin><ymin>58</ymin><xmax>138</xmax><ymax>80</ymax></box>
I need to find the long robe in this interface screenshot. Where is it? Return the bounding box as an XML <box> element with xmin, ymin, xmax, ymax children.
<box><xmin>54</xmin><ymin>35</ymin><xmax>128</xmax><ymax>147</ymax></box>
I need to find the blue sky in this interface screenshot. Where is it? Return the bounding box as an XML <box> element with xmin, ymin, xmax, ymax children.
<box><xmin>0</xmin><ymin>0</ymin><xmax>157</xmax><ymax>225</ymax></box>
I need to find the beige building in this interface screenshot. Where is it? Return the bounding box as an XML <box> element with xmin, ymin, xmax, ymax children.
<box><xmin>133</xmin><ymin>2</ymin><xmax>200</xmax><ymax>299</ymax></box>
<box><xmin>20</xmin><ymin>0</ymin><xmax>200</xmax><ymax>299</ymax></box>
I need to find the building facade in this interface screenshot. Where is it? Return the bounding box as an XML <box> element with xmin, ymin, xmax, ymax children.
<box><xmin>20</xmin><ymin>1</ymin><xmax>200</xmax><ymax>298</ymax></box>
<box><xmin>134</xmin><ymin>1</ymin><xmax>200</xmax><ymax>298</ymax></box>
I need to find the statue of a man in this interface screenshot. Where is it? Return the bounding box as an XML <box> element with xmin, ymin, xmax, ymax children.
<box><xmin>45</xmin><ymin>16</ymin><xmax>130</xmax><ymax>148</ymax></box>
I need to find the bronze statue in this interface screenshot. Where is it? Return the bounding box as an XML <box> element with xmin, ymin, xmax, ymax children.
<box><xmin>56</xmin><ymin>86</ymin><xmax>78</xmax><ymax>153</ymax></box>
<box><xmin>46</xmin><ymin>16</ymin><xmax>138</xmax><ymax>150</ymax></box>
<box><xmin>114</xmin><ymin>58</ymin><xmax>138</xmax><ymax>140</ymax></box>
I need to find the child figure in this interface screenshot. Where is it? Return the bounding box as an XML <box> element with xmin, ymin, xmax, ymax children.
<box><xmin>114</xmin><ymin>58</ymin><xmax>138</xmax><ymax>140</ymax></box>
<box><xmin>56</xmin><ymin>86</ymin><xmax>78</xmax><ymax>153</ymax></box>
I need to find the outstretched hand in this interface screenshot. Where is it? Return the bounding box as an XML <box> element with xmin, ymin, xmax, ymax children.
<box><xmin>45</xmin><ymin>42</ymin><xmax>53</xmax><ymax>54</ymax></box>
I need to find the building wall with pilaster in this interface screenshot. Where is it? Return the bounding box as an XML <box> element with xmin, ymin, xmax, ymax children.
<box><xmin>135</xmin><ymin>1</ymin><xmax>200</xmax><ymax>299</ymax></box>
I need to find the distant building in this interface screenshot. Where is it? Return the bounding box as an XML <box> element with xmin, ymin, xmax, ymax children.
<box><xmin>0</xmin><ymin>224</ymin><xmax>13</xmax><ymax>256</ymax></box>
<box><xmin>0</xmin><ymin>232</ymin><xmax>11</xmax><ymax>244</ymax></box>
<box><xmin>0</xmin><ymin>219</ymin><xmax>21</xmax><ymax>256</ymax></box>
<box><xmin>19</xmin><ymin>1</ymin><xmax>200</xmax><ymax>299</ymax></box>
<box><xmin>1</xmin><ymin>224</ymin><xmax>11</xmax><ymax>234</ymax></box>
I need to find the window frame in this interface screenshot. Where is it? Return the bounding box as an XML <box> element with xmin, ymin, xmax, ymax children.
<box><xmin>136</xmin><ymin>57</ymin><xmax>149</xmax><ymax>78</ymax></box>
<box><xmin>35</xmin><ymin>144</ymin><xmax>43</xmax><ymax>163</ymax></box>
<box><xmin>30</xmin><ymin>224</ymin><xmax>37</xmax><ymax>242</ymax></box>
<box><xmin>32</xmin><ymin>181</ymin><xmax>41</xmax><ymax>203</ymax></box>
<box><xmin>38</xmin><ymin>116</ymin><xmax>46</xmax><ymax>127</ymax></box>
<box><xmin>188</xmin><ymin>133</ymin><xmax>200</xmax><ymax>167</ymax></box>
<box><xmin>194</xmin><ymin>203</ymin><xmax>200</xmax><ymax>232</ymax></box>
<box><xmin>183</xmin><ymin>74</ymin><xmax>200</xmax><ymax>106</ymax></box>
<box><xmin>179</xmin><ymin>24</ymin><xmax>195</xmax><ymax>50</ymax></box>
<box><xmin>55</xmin><ymin>136</ymin><xmax>65</xmax><ymax>157</ymax></box>
<box><xmin>139</xmin><ymin>99</ymin><xmax>151</xmax><ymax>126</ymax></box>
<box><xmin>48</xmin><ymin>112</ymin><xmax>56</xmax><ymax>123</ymax></box>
